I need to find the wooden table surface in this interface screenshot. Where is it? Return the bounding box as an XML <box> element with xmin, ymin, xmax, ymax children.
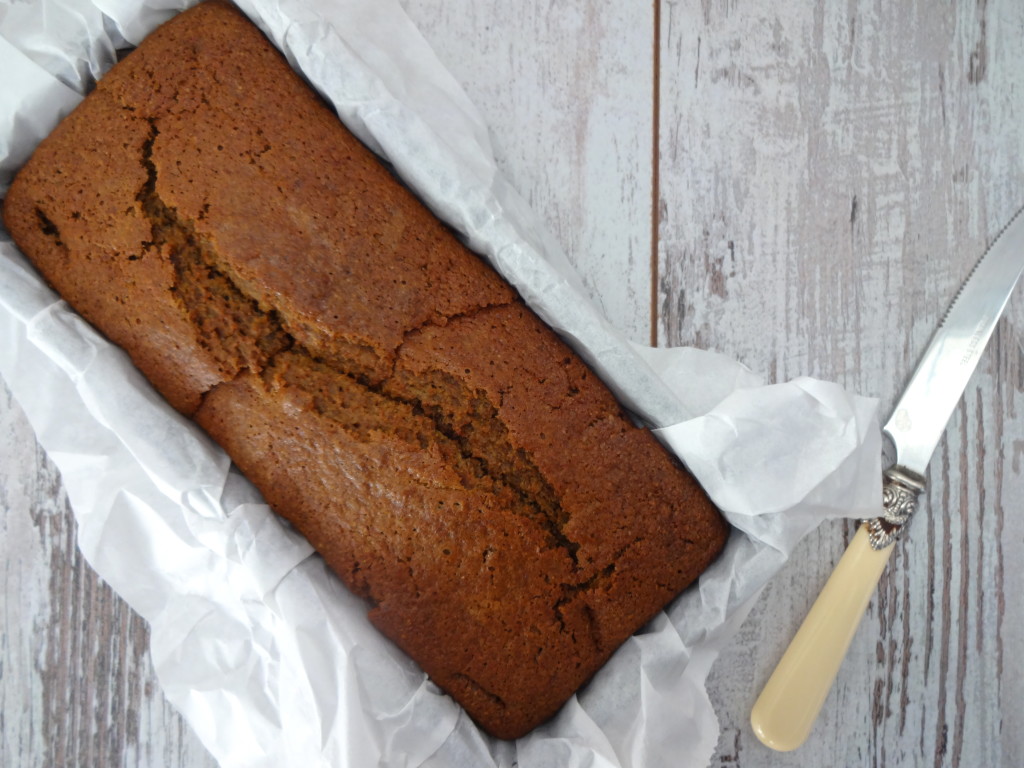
<box><xmin>2</xmin><ymin>1</ymin><xmax>1023</xmax><ymax>766</ymax></box>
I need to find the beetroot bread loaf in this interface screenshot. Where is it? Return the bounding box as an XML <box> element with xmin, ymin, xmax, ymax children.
<box><xmin>3</xmin><ymin>0</ymin><xmax>729</xmax><ymax>739</ymax></box>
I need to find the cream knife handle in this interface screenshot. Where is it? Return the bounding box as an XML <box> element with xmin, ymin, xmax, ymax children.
<box><xmin>750</xmin><ymin>524</ymin><xmax>895</xmax><ymax>751</ymax></box>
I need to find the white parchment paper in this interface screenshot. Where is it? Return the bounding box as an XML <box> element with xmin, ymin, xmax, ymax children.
<box><xmin>0</xmin><ymin>1</ymin><xmax>883</xmax><ymax>766</ymax></box>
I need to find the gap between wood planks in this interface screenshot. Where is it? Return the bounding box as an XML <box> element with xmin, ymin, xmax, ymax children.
<box><xmin>649</xmin><ymin>0</ymin><xmax>662</xmax><ymax>348</ymax></box>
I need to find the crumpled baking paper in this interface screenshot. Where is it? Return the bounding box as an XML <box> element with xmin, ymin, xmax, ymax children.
<box><xmin>0</xmin><ymin>1</ymin><xmax>883</xmax><ymax>766</ymax></box>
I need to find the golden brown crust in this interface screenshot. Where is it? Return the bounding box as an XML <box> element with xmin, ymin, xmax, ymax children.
<box><xmin>3</xmin><ymin>0</ymin><xmax>729</xmax><ymax>739</ymax></box>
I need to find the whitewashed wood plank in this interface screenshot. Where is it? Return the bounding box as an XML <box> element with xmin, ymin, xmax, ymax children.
<box><xmin>401</xmin><ymin>0</ymin><xmax>657</xmax><ymax>344</ymax></box>
<box><xmin>659</xmin><ymin>1</ymin><xmax>1024</xmax><ymax>766</ymax></box>
<box><xmin>0</xmin><ymin>379</ymin><xmax>218</xmax><ymax>768</ymax></box>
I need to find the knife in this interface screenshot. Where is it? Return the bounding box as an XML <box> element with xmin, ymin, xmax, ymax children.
<box><xmin>749</xmin><ymin>205</ymin><xmax>1024</xmax><ymax>752</ymax></box>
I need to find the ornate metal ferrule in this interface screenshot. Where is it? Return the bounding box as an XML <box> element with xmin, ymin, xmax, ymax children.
<box><xmin>864</xmin><ymin>467</ymin><xmax>926</xmax><ymax>550</ymax></box>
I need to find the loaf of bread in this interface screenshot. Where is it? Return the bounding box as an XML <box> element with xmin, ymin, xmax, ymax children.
<box><xmin>3</xmin><ymin>0</ymin><xmax>729</xmax><ymax>739</ymax></box>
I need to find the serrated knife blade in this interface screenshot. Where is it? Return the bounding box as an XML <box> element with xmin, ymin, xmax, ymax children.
<box><xmin>749</xmin><ymin>205</ymin><xmax>1024</xmax><ymax>751</ymax></box>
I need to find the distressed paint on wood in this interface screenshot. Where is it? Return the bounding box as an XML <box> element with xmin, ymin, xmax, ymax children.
<box><xmin>660</xmin><ymin>1</ymin><xmax>1024</xmax><ymax>766</ymax></box>
<box><xmin>0</xmin><ymin>381</ymin><xmax>217</xmax><ymax>767</ymax></box>
<box><xmin>401</xmin><ymin>0</ymin><xmax>657</xmax><ymax>344</ymax></box>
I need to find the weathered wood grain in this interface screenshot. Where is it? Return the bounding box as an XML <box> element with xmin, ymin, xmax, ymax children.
<box><xmin>659</xmin><ymin>0</ymin><xmax>1024</xmax><ymax>766</ymax></box>
<box><xmin>0</xmin><ymin>380</ymin><xmax>218</xmax><ymax>767</ymax></box>
<box><xmin>401</xmin><ymin>0</ymin><xmax>657</xmax><ymax>344</ymax></box>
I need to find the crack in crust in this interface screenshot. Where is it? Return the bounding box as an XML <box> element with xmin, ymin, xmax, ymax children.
<box><xmin>34</xmin><ymin>208</ymin><xmax>65</xmax><ymax>248</ymax></box>
<box><xmin>133</xmin><ymin>116</ymin><xmax>584</xmax><ymax>568</ymax></box>
<box><xmin>450</xmin><ymin>673</ymin><xmax>508</xmax><ymax>711</ymax></box>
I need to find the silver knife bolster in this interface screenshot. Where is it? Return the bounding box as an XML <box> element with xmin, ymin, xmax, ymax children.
<box><xmin>864</xmin><ymin>466</ymin><xmax>926</xmax><ymax>550</ymax></box>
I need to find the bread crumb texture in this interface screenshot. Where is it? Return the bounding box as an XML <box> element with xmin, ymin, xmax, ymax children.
<box><xmin>2</xmin><ymin>1</ymin><xmax>728</xmax><ymax>739</ymax></box>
